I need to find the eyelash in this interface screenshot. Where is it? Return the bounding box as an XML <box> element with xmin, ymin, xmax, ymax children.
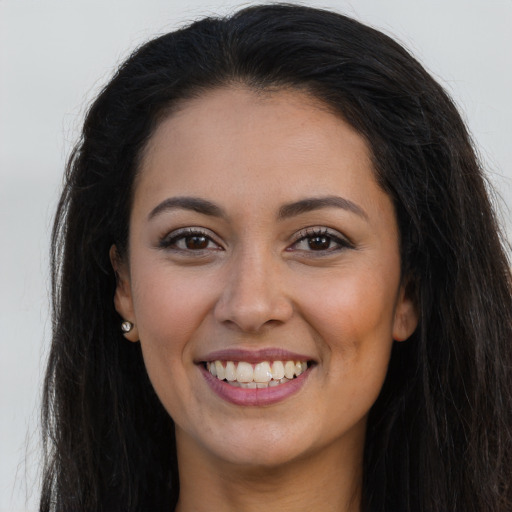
<box><xmin>158</xmin><ymin>227</ymin><xmax>353</xmax><ymax>254</ymax></box>
<box><xmin>289</xmin><ymin>227</ymin><xmax>353</xmax><ymax>254</ymax></box>
<box><xmin>159</xmin><ymin>228</ymin><xmax>222</xmax><ymax>252</ymax></box>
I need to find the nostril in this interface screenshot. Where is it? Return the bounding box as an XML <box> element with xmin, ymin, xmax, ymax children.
<box><xmin>212</xmin><ymin>264</ymin><xmax>294</xmax><ymax>332</ymax></box>
<box><xmin>215</xmin><ymin>299</ymin><xmax>294</xmax><ymax>334</ymax></box>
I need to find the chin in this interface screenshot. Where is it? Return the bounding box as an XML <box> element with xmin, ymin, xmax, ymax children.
<box><xmin>179</xmin><ymin>417</ymin><xmax>319</xmax><ymax>470</ymax></box>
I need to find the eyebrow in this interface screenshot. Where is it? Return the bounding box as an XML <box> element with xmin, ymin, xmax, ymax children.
<box><xmin>278</xmin><ymin>196</ymin><xmax>368</xmax><ymax>220</ymax></box>
<box><xmin>147</xmin><ymin>194</ymin><xmax>368</xmax><ymax>222</ymax></box>
<box><xmin>148</xmin><ymin>196</ymin><xmax>226</xmax><ymax>220</ymax></box>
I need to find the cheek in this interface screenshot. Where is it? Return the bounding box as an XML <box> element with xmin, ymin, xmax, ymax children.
<box><xmin>300</xmin><ymin>265</ymin><xmax>399</xmax><ymax>347</ymax></box>
<box><xmin>128</xmin><ymin>264</ymin><xmax>218</xmax><ymax>407</ymax></box>
<box><xmin>131</xmin><ymin>264</ymin><xmax>217</xmax><ymax>345</ymax></box>
<box><xmin>128</xmin><ymin>266</ymin><xmax>218</xmax><ymax>424</ymax></box>
<box><xmin>308</xmin><ymin>278</ymin><xmax>396</xmax><ymax>418</ymax></box>
<box><xmin>297</xmin><ymin>264</ymin><xmax>398</xmax><ymax>405</ymax></box>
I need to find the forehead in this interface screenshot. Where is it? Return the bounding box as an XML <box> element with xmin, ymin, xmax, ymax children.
<box><xmin>130</xmin><ymin>85</ymin><xmax>398</xmax><ymax>252</ymax></box>
<box><xmin>138</xmin><ymin>86</ymin><xmax>375</xmax><ymax>195</ymax></box>
<box><xmin>127</xmin><ymin>86</ymin><xmax>402</xmax><ymax>244</ymax></box>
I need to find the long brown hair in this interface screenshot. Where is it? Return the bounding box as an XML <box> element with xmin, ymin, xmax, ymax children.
<box><xmin>41</xmin><ymin>5</ymin><xmax>512</xmax><ymax>511</ymax></box>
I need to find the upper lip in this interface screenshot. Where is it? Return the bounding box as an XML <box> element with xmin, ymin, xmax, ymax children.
<box><xmin>196</xmin><ymin>348</ymin><xmax>315</xmax><ymax>364</ymax></box>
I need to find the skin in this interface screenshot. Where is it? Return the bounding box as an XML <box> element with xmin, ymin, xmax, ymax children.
<box><xmin>112</xmin><ymin>86</ymin><xmax>418</xmax><ymax>512</ymax></box>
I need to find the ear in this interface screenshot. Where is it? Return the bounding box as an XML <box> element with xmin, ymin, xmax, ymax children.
<box><xmin>110</xmin><ymin>245</ymin><xmax>139</xmax><ymax>342</ymax></box>
<box><xmin>392</xmin><ymin>279</ymin><xmax>419</xmax><ymax>342</ymax></box>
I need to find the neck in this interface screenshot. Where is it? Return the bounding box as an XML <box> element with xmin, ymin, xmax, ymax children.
<box><xmin>174</xmin><ymin>426</ymin><xmax>364</xmax><ymax>512</ymax></box>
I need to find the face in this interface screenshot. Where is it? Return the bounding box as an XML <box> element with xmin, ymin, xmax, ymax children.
<box><xmin>113</xmin><ymin>87</ymin><xmax>417</xmax><ymax>471</ymax></box>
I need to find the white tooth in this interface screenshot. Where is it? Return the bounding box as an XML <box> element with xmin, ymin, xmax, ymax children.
<box><xmin>256</xmin><ymin>382</ymin><xmax>269</xmax><ymax>388</ymax></box>
<box><xmin>240</xmin><ymin>381</ymin><xmax>257</xmax><ymax>389</ymax></box>
<box><xmin>301</xmin><ymin>361</ymin><xmax>308</xmax><ymax>372</ymax></box>
<box><xmin>271</xmin><ymin>361</ymin><xmax>285</xmax><ymax>380</ymax></box>
<box><xmin>269</xmin><ymin>380</ymin><xmax>280</xmax><ymax>387</ymax></box>
<box><xmin>225</xmin><ymin>361</ymin><xmax>236</xmax><ymax>381</ymax></box>
<box><xmin>254</xmin><ymin>361</ymin><xmax>272</xmax><ymax>382</ymax></box>
<box><xmin>208</xmin><ymin>362</ymin><xmax>217</xmax><ymax>377</ymax></box>
<box><xmin>284</xmin><ymin>361</ymin><xmax>295</xmax><ymax>379</ymax></box>
<box><xmin>279</xmin><ymin>377</ymin><xmax>290</xmax><ymax>384</ymax></box>
<box><xmin>215</xmin><ymin>361</ymin><xmax>225</xmax><ymax>380</ymax></box>
<box><xmin>230</xmin><ymin>381</ymin><xmax>240</xmax><ymax>387</ymax></box>
<box><xmin>295</xmin><ymin>361</ymin><xmax>303</xmax><ymax>376</ymax></box>
<box><xmin>236</xmin><ymin>362</ymin><xmax>254</xmax><ymax>383</ymax></box>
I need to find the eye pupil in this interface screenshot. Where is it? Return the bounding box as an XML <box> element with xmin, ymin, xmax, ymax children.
<box><xmin>185</xmin><ymin>236</ymin><xmax>208</xmax><ymax>250</ymax></box>
<box><xmin>308</xmin><ymin>236</ymin><xmax>330</xmax><ymax>250</ymax></box>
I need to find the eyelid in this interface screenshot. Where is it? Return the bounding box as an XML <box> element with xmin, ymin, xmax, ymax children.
<box><xmin>158</xmin><ymin>226</ymin><xmax>224</xmax><ymax>251</ymax></box>
<box><xmin>157</xmin><ymin>225</ymin><xmax>353</xmax><ymax>253</ymax></box>
<box><xmin>288</xmin><ymin>226</ymin><xmax>354</xmax><ymax>252</ymax></box>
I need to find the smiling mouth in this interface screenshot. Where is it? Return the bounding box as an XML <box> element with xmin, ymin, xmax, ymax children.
<box><xmin>205</xmin><ymin>360</ymin><xmax>310</xmax><ymax>389</ymax></box>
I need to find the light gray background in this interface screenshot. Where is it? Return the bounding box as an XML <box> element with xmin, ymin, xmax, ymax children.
<box><xmin>1</xmin><ymin>1</ymin><xmax>511</xmax><ymax>510</ymax></box>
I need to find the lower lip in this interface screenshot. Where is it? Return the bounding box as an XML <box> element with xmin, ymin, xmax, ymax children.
<box><xmin>200</xmin><ymin>365</ymin><xmax>311</xmax><ymax>406</ymax></box>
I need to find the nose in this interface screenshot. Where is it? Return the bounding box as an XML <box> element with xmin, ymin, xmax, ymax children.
<box><xmin>213</xmin><ymin>248</ymin><xmax>294</xmax><ymax>333</ymax></box>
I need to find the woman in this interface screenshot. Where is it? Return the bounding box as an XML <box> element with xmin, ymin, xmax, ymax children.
<box><xmin>41</xmin><ymin>4</ymin><xmax>512</xmax><ymax>511</ymax></box>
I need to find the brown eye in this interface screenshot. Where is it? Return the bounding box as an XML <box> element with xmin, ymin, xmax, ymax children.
<box><xmin>159</xmin><ymin>228</ymin><xmax>222</xmax><ymax>252</ymax></box>
<box><xmin>307</xmin><ymin>235</ymin><xmax>332</xmax><ymax>251</ymax></box>
<box><xmin>185</xmin><ymin>235</ymin><xmax>209</xmax><ymax>250</ymax></box>
<box><xmin>289</xmin><ymin>227</ymin><xmax>353</xmax><ymax>254</ymax></box>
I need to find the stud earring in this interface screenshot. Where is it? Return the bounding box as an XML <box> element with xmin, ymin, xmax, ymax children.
<box><xmin>121</xmin><ymin>321</ymin><xmax>134</xmax><ymax>333</ymax></box>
